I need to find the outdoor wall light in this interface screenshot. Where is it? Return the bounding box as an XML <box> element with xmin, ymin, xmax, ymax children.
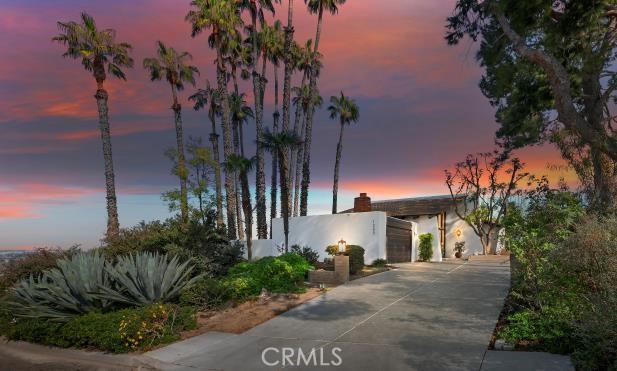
<box><xmin>455</xmin><ymin>228</ymin><xmax>462</xmax><ymax>238</ymax></box>
<box><xmin>338</xmin><ymin>238</ymin><xmax>347</xmax><ymax>254</ymax></box>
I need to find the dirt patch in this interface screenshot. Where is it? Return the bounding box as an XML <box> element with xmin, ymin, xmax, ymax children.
<box><xmin>181</xmin><ymin>288</ymin><xmax>324</xmax><ymax>338</ymax></box>
<box><xmin>350</xmin><ymin>266</ymin><xmax>390</xmax><ymax>280</ymax></box>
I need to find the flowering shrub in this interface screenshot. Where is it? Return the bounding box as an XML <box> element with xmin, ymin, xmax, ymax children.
<box><xmin>119</xmin><ymin>304</ymin><xmax>171</xmax><ymax>351</ymax></box>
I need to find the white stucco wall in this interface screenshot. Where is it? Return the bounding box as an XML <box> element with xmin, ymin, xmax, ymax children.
<box><xmin>236</xmin><ymin>239</ymin><xmax>278</xmax><ymax>260</ymax></box>
<box><xmin>271</xmin><ymin>211</ymin><xmax>388</xmax><ymax>263</ymax></box>
<box><xmin>403</xmin><ymin>215</ymin><xmax>442</xmax><ymax>262</ymax></box>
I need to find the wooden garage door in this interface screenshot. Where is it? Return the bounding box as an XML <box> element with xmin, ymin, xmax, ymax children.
<box><xmin>386</xmin><ymin>217</ymin><xmax>412</xmax><ymax>263</ymax></box>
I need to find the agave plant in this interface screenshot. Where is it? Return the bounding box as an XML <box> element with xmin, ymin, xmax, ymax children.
<box><xmin>100</xmin><ymin>251</ymin><xmax>200</xmax><ymax>305</ymax></box>
<box><xmin>9</xmin><ymin>250</ymin><xmax>112</xmax><ymax>322</ymax></box>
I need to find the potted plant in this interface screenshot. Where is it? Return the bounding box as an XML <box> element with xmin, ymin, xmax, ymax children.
<box><xmin>454</xmin><ymin>241</ymin><xmax>466</xmax><ymax>259</ymax></box>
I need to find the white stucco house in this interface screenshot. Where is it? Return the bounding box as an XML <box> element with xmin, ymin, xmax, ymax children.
<box><xmin>261</xmin><ymin>193</ymin><xmax>502</xmax><ymax>263</ymax></box>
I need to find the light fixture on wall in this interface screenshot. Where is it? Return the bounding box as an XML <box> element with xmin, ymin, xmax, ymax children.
<box><xmin>455</xmin><ymin>228</ymin><xmax>462</xmax><ymax>238</ymax></box>
<box><xmin>338</xmin><ymin>238</ymin><xmax>347</xmax><ymax>254</ymax></box>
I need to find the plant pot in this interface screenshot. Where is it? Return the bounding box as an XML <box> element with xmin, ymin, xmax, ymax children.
<box><xmin>455</xmin><ymin>252</ymin><xmax>462</xmax><ymax>258</ymax></box>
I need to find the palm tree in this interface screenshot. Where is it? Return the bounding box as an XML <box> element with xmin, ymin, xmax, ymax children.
<box><xmin>292</xmin><ymin>84</ymin><xmax>322</xmax><ymax>216</ymax></box>
<box><xmin>261</xmin><ymin>130</ymin><xmax>302</xmax><ymax>251</ymax></box>
<box><xmin>187</xmin><ymin>0</ymin><xmax>243</xmax><ymax>240</ymax></box>
<box><xmin>143</xmin><ymin>41</ymin><xmax>199</xmax><ymax>225</ymax></box>
<box><xmin>241</xmin><ymin>0</ymin><xmax>277</xmax><ymax>240</ymax></box>
<box><xmin>328</xmin><ymin>92</ymin><xmax>359</xmax><ymax>214</ymax></box>
<box><xmin>189</xmin><ymin>81</ymin><xmax>225</xmax><ymax>229</ymax></box>
<box><xmin>225</xmin><ymin>154</ymin><xmax>256</xmax><ymax>260</ymax></box>
<box><xmin>300</xmin><ymin>0</ymin><xmax>347</xmax><ymax>216</ymax></box>
<box><xmin>53</xmin><ymin>12</ymin><xmax>133</xmax><ymax>238</ymax></box>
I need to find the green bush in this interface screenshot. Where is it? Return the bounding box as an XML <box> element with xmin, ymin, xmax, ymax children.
<box><xmin>345</xmin><ymin>245</ymin><xmax>365</xmax><ymax>274</ymax></box>
<box><xmin>325</xmin><ymin>245</ymin><xmax>339</xmax><ymax>257</ymax></box>
<box><xmin>290</xmin><ymin>245</ymin><xmax>319</xmax><ymax>265</ymax></box>
<box><xmin>179</xmin><ymin>277</ymin><xmax>231</xmax><ymax>310</ymax></box>
<box><xmin>418</xmin><ymin>233</ymin><xmax>433</xmax><ymax>261</ymax></box>
<box><xmin>2</xmin><ymin>304</ymin><xmax>196</xmax><ymax>353</ymax></box>
<box><xmin>225</xmin><ymin>253</ymin><xmax>312</xmax><ymax>299</ymax></box>
<box><xmin>371</xmin><ymin>258</ymin><xmax>387</xmax><ymax>267</ymax></box>
<box><xmin>0</xmin><ymin>247</ymin><xmax>76</xmax><ymax>296</ymax></box>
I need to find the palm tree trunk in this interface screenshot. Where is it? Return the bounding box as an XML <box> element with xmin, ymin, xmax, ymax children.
<box><xmin>94</xmin><ymin>87</ymin><xmax>120</xmax><ymax>238</ymax></box>
<box><xmin>270</xmin><ymin>64</ymin><xmax>280</xmax><ymax>238</ymax></box>
<box><xmin>278</xmin><ymin>148</ymin><xmax>291</xmax><ymax>252</ymax></box>
<box><xmin>332</xmin><ymin>121</ymin><xmax>345</xmax><ymax>214</ymax></box>
<box><xmin>251</xmin><ymin>11</ymin><xmax>268</xmax><ymax>240</ymax></box>
<box><xmin>289</xmin><ymin>72</ymin><xmax>307</xmax><ymax>205</ymax></box>
<box><xmin>293</xmin><ymin>113</ymin><xmax>306</xmax><ymax>216</ymax></box>
<box><xmin>281</xmin><ymin>0</ymin><xmax>295</xmax><ymax>219</ymax></box>
<box><xmin>209</xmin><ymin>130</ymin><xmax>224</xmax><ymax>229</ymax></box>
<box><xmin>171</xmin><ymin>86</ymin><xmax>189</xmax><ymax>225</ymax></box>
<box><xmin>215</xmin><ymin>31</ymin><xmax>237</xmax><ymax>240</ymax></box>
<box><xmin>240</xmin><ymin>171</ymin><xmax>253</xmax><ymax>260</ymax></box>
<box><xmin>235</xmin><ymin>172</ymin><xmax>245</xmax><ymax>240</ymax></box>
<box><xmin>300</xmin><ymin>6</ymin><xmax>325</xmax><ymax>216</ymax></box>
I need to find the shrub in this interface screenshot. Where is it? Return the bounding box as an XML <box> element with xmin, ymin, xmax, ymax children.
<box><xmin>418</xmin><ymin>233</ymin><xmax>433</xmax><ymax>262</ymax></box>
<box><xmin>325</xmin><ymin>245</ymin><xmax>339</xmax><ymax>257</ymax></box>
<box><xmin>371</xmin><ymin>258</ymin><xmax>387</xmax><ymax>267</ymax></box>
<box><xmin>454</xmin><ymin>241</ymin><xmax>466</xmax><ymax>255</ymax></box>
<box><xmin>100</xmin><ymin>252</ymin><xmax>201</xmax><ymax>306</ymax></box>
<box><xmin>9</xmin><ymin>250</ymin><xmax>113</xmax><ymax>321</ymax></box>
<box><xmin>225</xmin><ymin>253</ymin><xmax>312</xmax><ymax>299</ymax></box>
<box><xmin>2</xmin><ymin>304</ymin><xmax>196</xmax><ymax>353</ymax></box>
<box><xmin>290</xmin><ymin>245</ymin><xmax>319</xmax><ymax>265</ymax></box>
<box><xmin>179</xmin><ymin>277</ymin><xmax>231</xmax><ymax>310</ymax></box>
<box><xmin>0</xmin><ymin>247</ymin><xmax>76</xmax><ymax>296</ymax></box>
<box><xmin>345</xmin><ymin>245</ymin><xmax>365</xmax><ymax>274</ymax></box>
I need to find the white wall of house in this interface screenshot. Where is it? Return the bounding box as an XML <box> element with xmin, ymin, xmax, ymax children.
<box><xmin>271</xmin><ymin>211</ymin><xmax>388</xmax><ymax>262</ymax></box>
<box><xmin>403</xmin><ymin>215</ymin><xmax>442</xmax><ymax>262</ymax></box>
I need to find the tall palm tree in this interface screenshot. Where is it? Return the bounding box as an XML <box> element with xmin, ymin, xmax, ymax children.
<box><xmin>261</xmin><ymin>130</ymin><xmax>302</xmax><ymax>251</ymax></box>
<box><xmin>241</xmin><ymin>0</ymin><xmax>277</xmax><ymax>239</ymax></box>
<box><xmin>328</xmin><ymin>92</ymin><xmax>359</xmax><ymax>214</ymax></box>
<box><xmin>189</xmin><ymin>81</ymin><xmax>225</xmax><ymax>229</ymax></box>
<box><xmin>260</xmin><ymin>19</ymin><xmax>284</xmax><ymax>236</ymax></box>
<box><xmin>187</xmin><ymin>0</ymin><xmax>243</xmax><ymax>240</ymax></box>
<box><xmin>225</xmin><ymin>154</ymin><xmax>255</xmax><ymax>260</ymax></box>
<box><xmin>53</xmin><ymin>12</ymin><xmax>133</xmax><ymax>238</ymax></box>
<box><xmin>300</xmin><ymin>0</ymin><xmax>347</xmax><ymax>216</ymax></box>
<box><xmin>143</xmin><ymin>41</ymin><xmax>199</xmax><ymax>225</ymax></box>
<box><xmin>292</xmin><ymin>84</ymin><xmax>322</xmax><ymax>216</ymax></box>
<box><xmin>229</xmin><ymin>92</ymin><xmax>254</xmax><ymax>239</ymax></box>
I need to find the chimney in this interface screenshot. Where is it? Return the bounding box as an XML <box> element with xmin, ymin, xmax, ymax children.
<box><xmin>353</xmin><ymin>193</ymin><xmax>372</xmax><ymax>212</ymax></box>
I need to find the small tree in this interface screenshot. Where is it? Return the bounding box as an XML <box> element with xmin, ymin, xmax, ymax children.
<box><xmin>445</xmin><ymin>151</ymin><xmax>528</xmax><ymax>255</ymax></box>
<box><xmin>419</xmin><ymin>233</ymin><xmax>434</xmax><ymax>262</ymax></box>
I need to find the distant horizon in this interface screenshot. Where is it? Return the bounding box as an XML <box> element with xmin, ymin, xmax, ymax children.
<box><xmin>0</xmin><ymin>0</ymin><xmax>576</xmax><ymax>249</ymax></box>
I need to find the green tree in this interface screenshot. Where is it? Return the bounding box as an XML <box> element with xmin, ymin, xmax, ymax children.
<box><xmin>241</xmin><ymin>0</ymin><xmax>278</xmax><ymax>239</ymax></box>
<box><xmin>327</xmin><ymin>92</ymin><xmax>359</xmax><ymax>214</ymax></box>
<box><xmin>261</xmin><ymin>130</ymin><xmax>302</xmax><ymax>251</ymax></box>
<box><xmin>143</xmin><ymin>41</ymin><xmax>199</xmax><ymax>226</ymax></box>
<box><xmin>300</xmin><ymin>0</ymin><xmax>347</xmax><ymax>216</ymax></box>
<box><xmin>187</xmin><ymin>0</ymin><xmax>243</xmax><ymax>239</ymax></box>
<box><xmin>446</xmin><ymin>0</ymin><xmax>617</xmax><ymax>213</ymax></box>
<box><xmin>189</xmin><ymin>81</ymin><xmax>225</xmax><ymax>228</ymax></box>
<box><xmin>225</xmin><ymin>155</ymin><xmax>256</xmax><ymax>260</ymax></box>
<box><xmin>53</xmin><ymin>12</ymin><xmax>133</xmax><ymax>238</ymax></box>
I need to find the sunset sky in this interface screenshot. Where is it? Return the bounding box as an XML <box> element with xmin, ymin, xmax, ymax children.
<box><xmin>0</xmin><ymin>0</ymin><xmax>574</xmax><ymax>250</ymax></box>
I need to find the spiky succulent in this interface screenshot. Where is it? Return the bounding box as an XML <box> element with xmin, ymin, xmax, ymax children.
<box><xmin>99</xmin><ymin>252</ymin><xmax>200</xmax><ymax>306</ymax></box>
<box><xmin>9</xmin><ymin>250</ymin><xmax>112</xmax><ymax>322</ymax></box>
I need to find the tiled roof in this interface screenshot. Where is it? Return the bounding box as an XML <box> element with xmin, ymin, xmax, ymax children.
<box><xmin>343</xmin><ymin>195</ymin><xmax>463</xmax><ymax>216</ymax></box>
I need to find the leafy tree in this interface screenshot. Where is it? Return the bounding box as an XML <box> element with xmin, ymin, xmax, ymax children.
<box><xmin>189</xmin><ymin>81</ymin><xmax>225</xmax><ymax>228</ymax></box>
<box><xmin>143</xmin><ymin>41</ymin><xmax>199</xmax><ymax>226</ymax></box>
<box><xmin>300</xmin><ymin>0</ymin><xmax>347</xmax><ymax>216</ymax></box>
<box><xmin>261</xmin><ymin>130</ymin><xmax>303</xmax><ymax>251</ymax></box>
<box><xmin>446</xmin><ymin>0</ymin><xmax>617</xmax><ymax>212</ymax></box>
<box><xmin>187</xmin><ymin>0</ymin><xmax>243</xmax><ymax>239</ymax></box>
<box><xmin>52</xmin><ymin>12</ymin><xmax>134</xmax><ymax>238</ymax></box>
<box><xmin>327</xmin><ymin>92</ymin><xmax>359</xmax><ymax>214</ymax></box>
<box><xmin>445</xmin><ymin>151</ymin><xmax>528</xmax><ymax>254</ymax></box>
<box><xmin>225</xmin><ymin>155</ymin><xmax>256</xmax><ymax>260</ymax></box>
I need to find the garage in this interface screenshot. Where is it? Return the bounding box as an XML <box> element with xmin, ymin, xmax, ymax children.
<box><xmin>386</xmin><ymin>217</ymin><xmax>413</xmax><ymax>263</ymax></box>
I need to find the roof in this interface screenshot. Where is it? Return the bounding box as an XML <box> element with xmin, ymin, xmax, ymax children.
<box><xmin>342</xmin><ymin>195</ymin><xmax>463</xmax><ymax>217</ymax></box>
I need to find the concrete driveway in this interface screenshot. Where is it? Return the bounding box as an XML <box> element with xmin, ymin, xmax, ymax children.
<box><xmin>147</xmin><ymin>261</ymin><xmax>511</xmax><ymax>370</ymax></box>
